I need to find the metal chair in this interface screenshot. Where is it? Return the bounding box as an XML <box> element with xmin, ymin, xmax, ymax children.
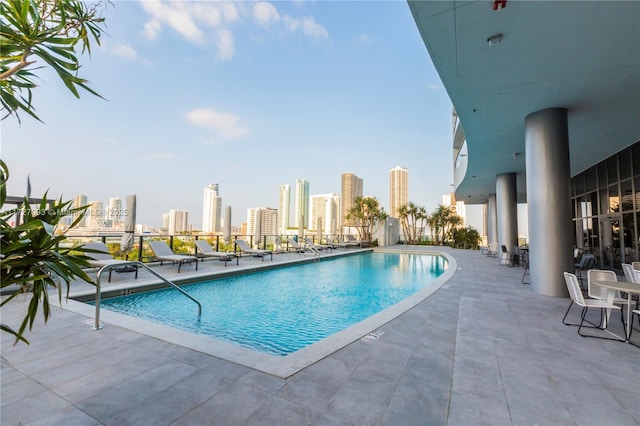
<box><xmin>562</xmin><ymin>272</ymin><xmax>622</xmax><ymax>340</ymax></box>
<box><xmin>574</xmin><ymin>254</ymin><xmax>595</xmax><ymax>291</ymax></box>
<box><xmin>498</xmin><ymin>245</ymin><xmax>513</xmax><ymax>266</ymax></box>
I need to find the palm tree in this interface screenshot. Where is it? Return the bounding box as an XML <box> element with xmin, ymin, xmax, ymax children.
<box><xmin>398</xmin><ymin>202</ymin><xmax>429</xmax><ymax>244</ymax></box>
<box><xmin>345</xmin><ymin>196</ymin><xmax>388</xmax><ymax>243</ymax></box>
<box><xmin>429</xmin><ymin>205</ymin><xmax>463</xmax><ymax>245</ymax></box>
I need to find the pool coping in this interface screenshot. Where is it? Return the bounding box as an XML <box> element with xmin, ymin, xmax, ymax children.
<box><xmin>61</xmin><ymin>249</ymin><xmax>457</xmax><ymax>378</ymax></box>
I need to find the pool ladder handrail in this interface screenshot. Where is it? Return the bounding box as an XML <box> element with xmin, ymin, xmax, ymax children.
<box><xmin>94</xmin><ymin>261</ymin><xmax>202</xmax><ymax>330</ymax></box>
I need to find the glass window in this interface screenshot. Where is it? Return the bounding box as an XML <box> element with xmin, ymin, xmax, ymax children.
<box><xmin>609</xmin><ymin>185</ymin><xmax>620</xmax><ymax>214</ymax></box>
<box><xmin>598</xmin><ymin>163</ymin><xmax>607</xmax><ymax>188</ymax></box>
<box><xmin>622</xmin><ymin>213</ymin><xmax>636</xmax><ymax>264</ymax></box>
<box><xmin>574</xmin><ymin>173</ymin><xmax>585</xmax><ymax>196</ymax></box>
<box><xmin>635</xmin><ymin>176</ymin><xmax>640</xmax><ymax>211</ymax></box>
<box><xmin>585</xmin><ymin>168</ymin><xmax>597</xmax><ymax>192</ymax></box>
<box><xmin>620</xmin><ymin>147</ymin><xmax>632</xmax><ymax>180</ymax></box>
<box><xmin>633</xmin><ymin>142</ymin><xmax>640</xmax><ymax>176</ymax></box>
<box><xmin>599</xmin><ymin>188</ymin><xmax>609</xmax><ymax>215</ymax></box>
<box><xmin>621</xmin><ymin>179</ymin><xmax>633</xmax><ymax>212</ymax></box>
<box><xmin>607</xmin><ymin>157</ymin><xmax>619</xmax><ymax>184</ymax></box>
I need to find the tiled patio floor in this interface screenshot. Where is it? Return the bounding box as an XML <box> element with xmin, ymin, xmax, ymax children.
<box><xmin>2</xmin><ymin>246</ymin><xmax>639</xmax><ymax>425</ymax></box>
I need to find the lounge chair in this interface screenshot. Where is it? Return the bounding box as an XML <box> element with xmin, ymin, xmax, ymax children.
<box><xmin>287</xmin><ymin>238</ymin><xmax>309</xmax><ymax>254</ymax></box>
<box><xmin>305</xmin><ymin>237</ymin><xmax>332</xmax><ymax>252</ymax></box>
<box><xmin>346</xmin><ymin>234</ymin><xmax>370</xmax><ymax>247</ymax></box>
<box><xmin>148</xmin><ymin>241</ymin><xmax>198</xmax><ymax>272</ymax></box>
<box><xmin>235</xmin><ymin>239</ymin><xmax>273</xmax><ymax>261</ymax></box>
<box><xmin>321</xmin><ymin>236</ymin><xmax>339</xmax><ymax>249</ymax></box>
<box><xmin>337</xmin><ymin>236</ymin><xmax>359</xmax><ymax>248</ymax></box>
<box><xmin>194</xmin><ymin>240</ymin><xmax>238</xmax><ymax>266</ymax></box>
<box><xmin>84</xmin><ymin>242</ymin><xmax>139</xmax><ymax>282</ymax></box>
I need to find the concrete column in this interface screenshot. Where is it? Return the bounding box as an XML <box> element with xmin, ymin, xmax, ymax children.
<box><xmin>496</xmin><ymin>173</ymin><xmax>518</xmax><ymax>251</ymax></box>
<box><xmin>487</xmin><ymin>194</ymin><xmax>498</xmax><ymax>248</ymax></box>
<box><xmin>525</xmin><ymin>107</ymin><xmax>572</xmax><ymax>297</ymax></box>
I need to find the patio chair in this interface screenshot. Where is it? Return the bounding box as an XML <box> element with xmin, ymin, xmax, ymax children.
<box><xmin>84</xmin><ymin>242</ymin><xmax>139</xmax><ymax>283</ymax></box>
<box><xmin>574</xmin><ymin>253</ymin><xmax>595</xmax><ymax>291</ymax></box>
<box><xmin>587</xmin><ymin>269</ymin><xmax>630</xmax><ymax>327</ymax></box>
<box><xmin>148</xmin><ymin>241</ymin><xmax>198</xmax><ymax>273</ymax></box>
<box><xmin>235</xmin><ymin>239</ymin><xmax>273</xmax><ymax>261</ymax></box>
<box><xmin>194</xmin><ymin>240</ymin><xmax>238</xmax><ymax>266</ymax></box>
<box><xmin>346</xmin><ymin>234</ymin><xmax>369</xmax><ymax>247</ymax></box>
<box><xmin>498</xmin><ymin>245</ymin><xmax>513</xmax><ymax>266</ymax></box>
<box><xmin>562</xmin><ymin>272</ymin><xmax>621</xmax><ymax>340</ymax></box>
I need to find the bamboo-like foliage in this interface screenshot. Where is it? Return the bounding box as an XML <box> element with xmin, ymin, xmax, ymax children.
<box><xmin>0</xmin><ymin>160</ymin><xmax>95</xmax><ymax>344</ymax></box>
<box><xmin>345</xmin><ymin>196</ymin><xmax>388</xmax><ymax>243</ymax></box>
<box><xmin>0</xmin><ymin>0</ymin><xmax>107</xmax><ymax>122</ymax></box>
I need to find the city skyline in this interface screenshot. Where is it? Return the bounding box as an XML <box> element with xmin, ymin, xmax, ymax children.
<box><xmin>3</xmin><ymin>1</ymin><xmax>455</xmax><ymax>227</ymax></box>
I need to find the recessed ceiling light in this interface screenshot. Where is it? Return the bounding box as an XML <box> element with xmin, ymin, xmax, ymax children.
<box><xmin>487</xmin><ymin>34</ymin><xmax>503</xmax><ymax>46</ymax></box>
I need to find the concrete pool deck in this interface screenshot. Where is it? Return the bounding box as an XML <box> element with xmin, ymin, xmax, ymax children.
<box><xmin>2</xmin><ymin>245</ymin><xmax>639</xmax><ymax>425</ymax></box>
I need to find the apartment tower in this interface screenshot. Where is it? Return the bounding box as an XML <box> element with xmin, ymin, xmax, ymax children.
<box><xmin>278</xmin><ymin>184</ymin><xmax>290</xmax><ymax>235</ymax></box>
<box><xmin>295</xmin><ymin>179</ymin><xmax>309</xmax><ymax>229</ymax></box>
<box><xmin>311</xmin><ymin>193</ymin><xmax>340</xmax><ymax>236</ymax></box>
<box><xmin>73</xmin><ymin>194</ymin><xmax>87</xmax><ymax>227</ymax></box>
<box><xmin>202</xmin><ymin>183</ymin><xmax>222</xmax><ymax>233</ymax></box>
<box><xmin>341</xmin><ymin>172</ymin><xmax>363</xmax><ymax>227</ymax></box>
<box><xmin>168</xmin><ymin>209</ymin><xmax>189</xmax><ymax>234</ymax></box>
<box><xmin>389</xmin><ymin>166</ymin><xmax>408</xmax><ymax>218</ymax></box>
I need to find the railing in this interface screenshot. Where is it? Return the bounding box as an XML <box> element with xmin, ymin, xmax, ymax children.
<box><xmin>94</xmin><ymin>261</ymin><xmax>201</xmax><ymax>329</ymax></box>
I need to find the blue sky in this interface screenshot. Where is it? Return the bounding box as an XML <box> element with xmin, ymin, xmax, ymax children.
<box><xmin>2</xmin><ymin>0</ymin><xmax>459</xmax><ymax>228</ymax></box>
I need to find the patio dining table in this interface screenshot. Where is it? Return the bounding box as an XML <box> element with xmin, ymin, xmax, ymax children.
<box><xmin>594</xmin><ymin>279</ymin><xmax>640</xmax><ymax>344</ymax></box>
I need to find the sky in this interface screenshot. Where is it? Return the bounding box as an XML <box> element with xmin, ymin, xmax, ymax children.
<box><xmin>2</xmin><ymin>0</ymin><xmax>466</xmax><ymax>229</ymax></box>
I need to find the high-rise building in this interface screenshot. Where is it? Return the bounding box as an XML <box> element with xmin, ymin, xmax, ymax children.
<box><xmin>246</xmin><ymin>207</ymin><xmax>278</xmax><ymax>240</ymax></box>
<box><xmin>73</xmin><ymin>194</ymin><xmax>87</xmax><ymax>227</ymax></box>
<box><xmin>341</xmin><ymin>172</ymin><xmax>363</xmax><ymax>227</ymax></box>
<box><xmin>389</xmin><ymin>166</ymin><xmax>409</xmax><ymax>218</ymax></box>
<box><xmin>106</xmin><ymin>197</ymin><xmax>122</xmax><ymax>228</ymax></box>
<box><xmin>442</xmin><ymin>192</ymin><xmax>466</xmax><ymax>226</ymax></box>
<box><xmin>86</xmin><ymin>201</ymin><xmax>104</xmax><ymax>229</ymax></box>
<box><xmin>168</xmin><ymin>209</ymin><xmax>189</xmax><ymax>234</ymax></box>
<box><xmin>278</xmin><ymin>184</ymin><xmax>290</xmax><ymax>234</ymax></box>
<box><xmin>202</xmin><ymin>183</ymin><xmax>222</xmax><ymax>233</ymax></box>
<box><xmin>311</xmin><ymin>193</ymin><xmax>340</xmax><ymax>236</ymax></box>
<box><xmin>294</xmin><ymin>179</ymin><xmax>309</xmax><ymax>229</ymax></box>
<box><xmin>161</xmin><ymin>213</ymin><xmax>170</xmax><ymax>231</ymax></box>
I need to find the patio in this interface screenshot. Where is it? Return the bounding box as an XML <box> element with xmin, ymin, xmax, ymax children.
<box><xmin>2</xmin><ymin>246</ymin><xmax>639</xmax><ymax>425</ymax></box>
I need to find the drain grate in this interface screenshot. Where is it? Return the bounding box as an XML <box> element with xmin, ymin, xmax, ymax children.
<box><xmin>361</xmin><ymin>330</ymin><xmax>384</xmax><ymax>342</ymax></box>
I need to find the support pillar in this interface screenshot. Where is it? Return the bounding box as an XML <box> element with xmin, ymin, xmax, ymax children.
<box><xmin>525</xmin><ymin>108</ymin><xmax>572</xmax><ymax>297</ymax></box>
<box><xmin>496</xmin><ymin>173</ymin><xmax>518</xmax><ymax>251</ymax></box>
<box><xmin>487</xmin><ymin>194</ymin><xmax>498</xmax><ymax>249</ymax></box>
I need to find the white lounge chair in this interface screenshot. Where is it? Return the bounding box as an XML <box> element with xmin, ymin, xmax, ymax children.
<box><xmin>235</xmin><ymin>239</ymin><xmax>273</xmax><ymax>261</ymax></box>
<box><xmin>305</xmin><ymin>237</ymin><xmax>332</xmax><ymax>252</ymax></box>
<box><xmin>194</xmin><ymin>240</ymin><xmax>238</xmax><ymax>266</ymax></box>
<box><xmin>337</xmin><ymin>236</ymin><xmax>359</xmax><ymax>248</ymax></box>
<box><xmin>346</xmin><ymin>234</ymin><xmax>369</xmax><ymax>247</ymax></box>
<box><xmin>148</xmin><ymin>241</ymin><xmax>198</xmax><ymax>272</ymax></box>
<box><xmin>84</xmin><ymin>242</ymin><xmax>139</xmax><ymax>282</ymax></box>
<box><xmin>287</xmin><ymin>238</ymin><xmax>309</xmax><ymax>254</ymax></box>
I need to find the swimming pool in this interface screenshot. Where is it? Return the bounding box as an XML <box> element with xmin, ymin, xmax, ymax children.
<box><xmin>94</xmin><ymin>251</ymin><xmax>448</xmax><ymax>356</ymax></box>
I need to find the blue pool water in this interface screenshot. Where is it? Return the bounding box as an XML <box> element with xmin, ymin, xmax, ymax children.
<box><xmin>96</xmin><ymin>252</ymin><xmax>447</xmax><ymax>356</ymax></box>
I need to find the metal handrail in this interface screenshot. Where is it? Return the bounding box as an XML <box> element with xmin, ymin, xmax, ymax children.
<box><xmin>94</xmin><ymin>261</ymin><xmax>201</xmax><ymax>329</ymax></box>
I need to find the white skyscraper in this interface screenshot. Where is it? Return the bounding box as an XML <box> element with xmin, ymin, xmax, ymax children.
<box><xmin>389</xmin><ymin>166</ymin><xmax>409</xmax><ymax>218</ymax></box>
<box><xmin>73</xmin><ymin>194</ymin><xmax>87</xmax><ymax>227</ymax></box>
<box><xmin>246</xmin><ymin>207</ymin><xmax>278</xmax><ymax>240</ymax></box>
<box><xmin>295</xmin><ymin>179</ymin><xmax>309</xmax><ymax>229</ymax></box>
<box><xmin>106</xmin><ymin>197</ymin><xmax>122</xmax><ymax>228</ymax></box>
<box><xmin>202</xmin><ymin>183</ymin><xmax>222</xmax><ymax>233</ymax></box>
<box><xmin>442</xmin><ymin>192</ymin><xmax>466</xmax><ymax>226</ymax></box>
<box><xmin>168</xmin><ymin>209</ymin><xmax>189</xmax><ymax>234</ymax></box>
<box><xmin>86</xmin><ymin>201</ymin><xmax>104</xmax><ymax>229</ymax></box>
<box><xmin>278</xmin><ymin>184</ymin><xmax>290</xmax><ymax>235</ymax></box>
<box><xmin>311</xmin><ymin>193</ymin><xmax>341</xmax><ymax>236</ymax></box>
<box><xmin>341</xmin><ymin>172</ymin><xmax>363</xmax><ymax>227</ymax></box>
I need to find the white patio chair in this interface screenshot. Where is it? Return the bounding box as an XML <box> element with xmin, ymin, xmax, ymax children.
<box><xmin>587</xmin><ymin>269</ymin><xmax>630</xmax><ymax>327</ymax></box>
<box><xmin>562</xmin><ymin>272</ymin><xmax>621</xmax><ymax>340</ymax></box>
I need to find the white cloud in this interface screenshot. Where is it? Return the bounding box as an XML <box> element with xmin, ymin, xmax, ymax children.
<box><xmin>301</xmin><ymin>17</ymin><xmax>328</xmax><ymax>40</ymax></box>
<box><xmin>215</xmin><ymin>29</ymin><xmax>235</xmax><ymax>61</ymax></box>
<box><xmin>253</xmin><ymin>2</ymin><xmax>280</xmax><ymax>27</ymax></box>
<box><xmin>356</xmin><ymin>33</ymin><xmax>371</xmax><ymax>46</ymax></box>
<box><xmin>185</xmin><ymin>108</ymin><xmax>249</xmax><ymax>142</ymax></box>
<box><xmin>139</xmin><ymin>1</ymin><xmax>328</xmax><ymax>60</ymax></box>
<box><xmin>428</xmin><ymin>83</ymin><xmax>443</xmax><ymax>90</ymax></box>
<box><xmin>112</xmin><ymin>43</ymin><xmax>138</xmax><ymax>60</ymax></box>
<box><xmin>148</xmin><ymin>152</ymin><xmax>177</xmax><ymax>161</ymax></box>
